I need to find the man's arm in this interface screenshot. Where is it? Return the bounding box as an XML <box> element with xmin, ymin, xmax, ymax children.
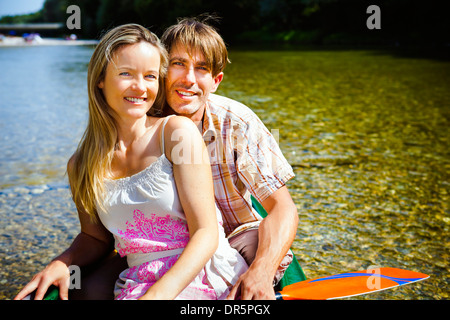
<box><xmin>227</xmin><ymin>185</ymin><xmax>298</xmax><ymax>300</ymax></box>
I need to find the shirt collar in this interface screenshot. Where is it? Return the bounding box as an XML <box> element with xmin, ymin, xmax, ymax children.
<box><xmin>202</xmin><ymin>102</ymin><xmax>217</xmax><ymax>143</ymax></box>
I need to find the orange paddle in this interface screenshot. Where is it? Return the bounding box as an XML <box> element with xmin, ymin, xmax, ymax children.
<box><xmin>275</xmin><ymin>267</ymin><xmax>429</xmax><ymax>300</ymax></box>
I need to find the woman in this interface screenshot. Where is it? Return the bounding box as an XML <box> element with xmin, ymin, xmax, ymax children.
<box><xmin>15</xmin><ymin>23</ymin><xmax>247</xmax><ymax>300</ymax></box>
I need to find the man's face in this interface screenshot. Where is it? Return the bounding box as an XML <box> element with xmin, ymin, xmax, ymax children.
<box><xmin>165</xmin><ymin>43</ymin><xmax>223</xmax><ymax>122</ymax></box>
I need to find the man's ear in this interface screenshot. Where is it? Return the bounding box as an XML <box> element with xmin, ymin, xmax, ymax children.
<box><xmin>210</xmin><ymin>72</ymin><xmax>224</xmax><ymax>93</ymax></box>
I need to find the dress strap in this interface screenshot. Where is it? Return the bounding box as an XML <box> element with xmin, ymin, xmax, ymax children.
<box><xmin>160</xmin><ymin>115</ymin><xmax>175</xmax><ymax>155</ymax></box>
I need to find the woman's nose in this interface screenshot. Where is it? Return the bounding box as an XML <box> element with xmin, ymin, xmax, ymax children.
<box><xmin>131</xmin><ymin>77</ymin><xmax>146</xmax><ymax>92</ymax></box>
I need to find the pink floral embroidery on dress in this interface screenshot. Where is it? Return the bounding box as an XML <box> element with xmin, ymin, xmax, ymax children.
<box><xmin>115</xmin><ymin>255</ymin><xmax>180</xmax><ymax>300</ymax></box>
<box><xmin>114</xmin><ymin>255</ymin><xmax>217</xmax><ymax>300</ymax></box>
<box><xmin>115</xmin><ymin>209</ymin><xmax>189</xmax><ymax>257</ymax></box>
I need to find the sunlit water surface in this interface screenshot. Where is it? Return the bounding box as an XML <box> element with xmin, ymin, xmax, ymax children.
<box><xmin>0</xmin><ymin>45</ymin><xmax>448</xmax><ymax>299</ymax></box>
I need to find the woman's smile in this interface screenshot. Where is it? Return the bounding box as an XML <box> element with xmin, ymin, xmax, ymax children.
<box><xmin>124</xmin><ymin>96</ymin><xmax>147</xmax><ymax>104</ymax></box>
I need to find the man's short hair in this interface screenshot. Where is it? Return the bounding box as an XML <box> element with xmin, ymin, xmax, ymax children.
<box><xmin>161</xmin><ymin>15</ymin><xmax>230</xmax><ymax>77</ymax></box>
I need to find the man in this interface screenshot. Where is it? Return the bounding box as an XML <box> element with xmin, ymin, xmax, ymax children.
<box><xmin>159</xmin><ymin>16</ymin><xmax>299</xmax><ymax>300</ymax></box>
<box><xmin>31</xmin><ymin>17</ymin><xmax>299</xmax><ymax>301</ymax></box>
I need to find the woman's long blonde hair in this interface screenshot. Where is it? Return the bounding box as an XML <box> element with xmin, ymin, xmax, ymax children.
<box><xmin>68</xmin><ymin>24</ymin><xmax>168</xmax><ymax>221</ymax></box>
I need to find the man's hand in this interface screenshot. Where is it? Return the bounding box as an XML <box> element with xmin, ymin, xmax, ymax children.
<box><xmin>226</xmin><ymin>263</ymin><xmax>276</xmax><ymax>300</ymax></box>
<box><xmin>227</xmin><ymin>186</ymin><xmax>298</xmax><ymax>300</ymax></box>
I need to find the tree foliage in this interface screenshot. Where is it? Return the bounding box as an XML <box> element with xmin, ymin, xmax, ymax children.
<box><xmin>1</xmin><ymin>0</ymin><xmax>448</xmax><ymax>46</ymax></box>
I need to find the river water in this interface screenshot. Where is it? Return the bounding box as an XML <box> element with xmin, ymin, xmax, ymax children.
<box><xmin>0</xmin><ymin>45</ymin><xmax>448</xmax><ymax>300</ymax></box>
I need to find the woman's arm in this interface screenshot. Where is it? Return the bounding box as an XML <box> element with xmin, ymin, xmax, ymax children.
<box><xmin>14</xmin><ymin>156</ymin><xmax>114</xmax><ymax>300</ymax></box>
<box><xmin>14</xmin><ymin>228</ymin><xmax>113</xmax><ymax>300</ymax></box>
<box><xmin>139</xmin><ymin>116</ymin><xmax>219</xmax><ymax>300</ymax></box>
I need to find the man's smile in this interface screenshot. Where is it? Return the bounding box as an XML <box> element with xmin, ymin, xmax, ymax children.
<box><xmin>175</xmin><ymin>89</ymin><xmax>198</xmax><ymax>98</ymax></box>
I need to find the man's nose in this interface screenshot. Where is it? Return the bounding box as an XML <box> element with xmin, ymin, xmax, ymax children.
<box><xmin>183</xmin><ymin>66</ymin><xmax>196</xmax><ymax>85</ymax></box>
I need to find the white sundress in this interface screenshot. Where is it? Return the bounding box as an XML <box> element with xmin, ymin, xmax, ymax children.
<box><xmin>96</xmin><ymin>116</ymin><xmax>248</xmax><ymax>300</ymax></box>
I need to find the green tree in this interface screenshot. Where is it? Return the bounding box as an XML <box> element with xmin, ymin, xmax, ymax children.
<box><xmin>41</xmin><ymin>0</ymin><xmax>69</xmax><ymax>22</ymax></box>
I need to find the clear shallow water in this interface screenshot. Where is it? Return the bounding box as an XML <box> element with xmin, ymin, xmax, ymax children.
<box><xmin>0</xmin><ymin>45</ymin><xmax>92</xmax><ymax>188</ymax></box>
<box><xmin>0</xmin><ymin>45</ymin><xmax>92</xmax><ymax>299</ymax></box>
<box><xmin>0</xmin><ymin>45</ymin><xmax>448</xmax><ymax>299</ymax></box>
<box><xmin>219</xmin><ymin>48</ymin><xmax>449</xmax><ymax>299</ymax></box>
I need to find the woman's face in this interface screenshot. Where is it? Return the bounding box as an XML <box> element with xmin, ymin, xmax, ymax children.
<box><xmin>98</xmin><ymin>42</ymin><xmax>161</xmax><ymax>122</ymax></box>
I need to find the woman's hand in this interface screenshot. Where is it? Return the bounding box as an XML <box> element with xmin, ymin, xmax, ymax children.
<box><xmin>14</xmin><ymin>259</ymin><xmax>71</xmax><ymax>300</ymax></box>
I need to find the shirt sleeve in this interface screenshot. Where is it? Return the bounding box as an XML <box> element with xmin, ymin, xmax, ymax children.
<box><xmin>234</xmin><ymin>112</ymin><xmax>295</xmax><ymax>204</ymax></box>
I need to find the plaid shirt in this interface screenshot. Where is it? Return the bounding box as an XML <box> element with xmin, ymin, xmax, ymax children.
<box><xmin>202</xmin><ymin>94</ymin><xmax>295</xmax><ymax>236</ymax></box>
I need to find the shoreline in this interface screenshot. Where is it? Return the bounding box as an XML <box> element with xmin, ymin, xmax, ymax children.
<box><xmin>0</xmin><ymin>36</ymin><xmax>98</xmax><ymax>47</ymax></box>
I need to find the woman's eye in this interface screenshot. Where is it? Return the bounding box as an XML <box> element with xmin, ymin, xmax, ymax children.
<box><xmin>145</xmin><ymin>74</ymin><xmax>157</xmax><ymax>80</ymax></box>
<box><xmin>119</xmin><ymin>72</ymin><xmax>130</xmax><ymax>76</ymax></box>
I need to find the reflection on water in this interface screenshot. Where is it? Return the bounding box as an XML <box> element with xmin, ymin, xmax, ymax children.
<box><xmin>1</xmin><ymin>45</ymin><xmax>449</xmax><ymax>299</ymax></box>
<box><xmin>220</xmin><ymin>49</ymin><xmax>449</xmax><ymax>300</ymax></box>
<box><xmin>0</xmin><ymin>46</ymin><xmax>91</xmax><ymax>189</ymax></box>
<box><xmin>0</xmin><ymin>45</ymin><xmax>92</xmax><ymax>299</ymax></box>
